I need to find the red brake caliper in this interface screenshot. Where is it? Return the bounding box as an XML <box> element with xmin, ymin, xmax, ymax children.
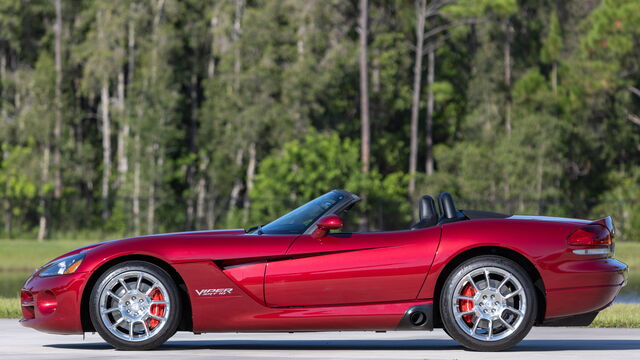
<box><xmin>147</xmin><ymin>289</ymin><xmax>165</xmax><ymax>330</ymax></box>
<box><xmin>459</xmin><ymin>283</ymin><xmax>475</xmax><ymax>325</ymax></box>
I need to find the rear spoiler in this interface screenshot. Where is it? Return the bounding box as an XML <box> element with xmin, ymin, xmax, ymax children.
<box><xmin>590</xmin><ymin>216</ymin><xmax>615</xmax><ymax>237</ymax></box>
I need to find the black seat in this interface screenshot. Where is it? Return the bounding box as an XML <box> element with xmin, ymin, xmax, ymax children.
<box><xmin>411</xmin><ymin>195</ymin><xmax>439</xmax><ymax>230</ymax></box>
<box><xmin>437</xmin><ymin>192</ymin><xmax>467</xmax><ymax>223</ymax></box>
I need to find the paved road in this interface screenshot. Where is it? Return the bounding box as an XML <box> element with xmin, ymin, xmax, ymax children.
<box><xmin>1</xmin><ymin>320</ymin><xmax>639</xmax><ymax>360</ymax></box>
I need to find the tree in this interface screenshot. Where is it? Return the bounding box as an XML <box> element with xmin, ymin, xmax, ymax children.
<box><xmin>408</xmin><ymin>0</ymin><xmax>426</xmax><ymax>198</ymax></box>
<box><xmin>358</xmin><ymin>0</ymin><xmax>370</xmax><ymax>175</ymax></box>
<box><xmin>541</xmin><ymin>11</ymin><xmax>563</xmax><ymax>95</ymax></box>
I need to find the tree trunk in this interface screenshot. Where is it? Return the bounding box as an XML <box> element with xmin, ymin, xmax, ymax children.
<box><xmin>503</xmin><ymin>19</ymin><xmax>512</xmax><ymax>136</ymax></box>
<box><xmin>408</xmin><ymin>0</ymin><xmax>425</xmax><ymax>199</ymax></box>
<box><xmin>101</xmin><ymin>79</ymin><xmax>111</xmax><ymax>220</ymax></box>
<box><xmin>425</xmin><ymin>44</ymin><xmax>435</xmax><ymax>175</ymax></box>
<box><xmin>133</xmin><ymin>133</ymin><xmax>141</xmax><ymax>235</ymax></box>
<box><xmin>38</xmin><ymin>145</ymin><xmax>51</xmax><ymax>241</ymax></box>
<box><xmin>358</xmin><ymin>0</ymin><xmax>370</xmax><ymax>231</ymax></box>
<box><xmin>358</xmin><ymin>0</ymin><xmax>370</xmax><ymax>175</ymax></box>
<box><xmin>195</xmin><ymin>156</ymin><xmax>209</xmax><ymax>230</ymax></box>
<box><xmin>185</xmin><ymin>72</ymin><xmax>198</xmax><ymax>229</ymax></box>
<box><xmin>2</xmin><ymin>148</ymin><xmax>11</xmax><ymax>237</ymax></box>
<box><xmin>551</xmin><ymin>61</ymin><xmax>558</xmax><ymax>96</ymax></box>
<box><xmin>147</xmin><ymin>176</ymin><xmax>155</xmax><ymax>235</ymax></box>
<box><xmin>0</xmin><ymin>52</ymin><xmax>5</xmax><ymax>119</ymax></box>
<box><xmin>229</xmin><ymin>148</ymin><xmax>244</xmax><ymax>209</ymax></box>
<box><xmin>53</xmin><ymin>0</ymin><xmax>63</xmax><ymax>199</ymax></box>
<box><xmin>242</xmin><ymin>142</ymin><xmax>256</xmax><ymax>223</ymax></box>
<box><xmin>233</xmin><ymin>0</ymin><xmax>245</xmax><ymax>92</ymax></box>
<box><xmin>206</xmin><ymin>186</ymin><xmax>216</xmax><ymax>229</ymax></box>
<box><xmin>115</xmin><ymin>69</ymin><xmax>128</xmax><ymax>188</ymax></box>
<box><xmin>1</xmin><ymin>52</ymin><xmax>9</xmax><ymax>237</ymax></box>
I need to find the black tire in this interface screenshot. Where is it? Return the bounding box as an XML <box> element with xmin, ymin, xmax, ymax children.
<box><xmin>89</xmin><ymin>261</ymin><xmax>182</xmax><ymax>350</ymax></box>
<box><xmin>439</xmin><ymin>255</ymin><xmax>537</xmax><ymax>352</ymax></box>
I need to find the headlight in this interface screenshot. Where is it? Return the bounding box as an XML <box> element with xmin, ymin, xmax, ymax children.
<box><xmin>39</xmin><ymin>254</ymin><xmax>85</xmax><ymax>277</ymax></box>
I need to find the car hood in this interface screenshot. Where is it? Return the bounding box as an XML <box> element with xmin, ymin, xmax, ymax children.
<box><xmin>50</xmin><ymin>229</ymin><xmax>247</xmax><ymax>262</ymax></box>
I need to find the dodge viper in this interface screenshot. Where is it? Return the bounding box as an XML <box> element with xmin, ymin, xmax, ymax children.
<box><xmin>20</xmin><ymin>190</ymin><xmax>628</xmax><ymax>351</ymax></box>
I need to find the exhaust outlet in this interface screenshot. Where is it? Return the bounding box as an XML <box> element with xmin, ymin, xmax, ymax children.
<box><xmin>409</xmin><ymin>311</ymin><xmax>426</xmax><ymax>326</ymax></box>
<box><xmin>397</xmin><ymin>304</ymin><xmax>433</xmax><ymax>330</ymax></box>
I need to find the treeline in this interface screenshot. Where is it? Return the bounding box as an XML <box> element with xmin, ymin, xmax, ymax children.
<box><xmin>0</xmin><ymin>0</ymin><xmax>639</xmax><ymax>241</ymax></box>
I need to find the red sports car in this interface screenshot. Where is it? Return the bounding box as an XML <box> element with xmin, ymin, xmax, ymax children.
<box><xmin>20</xmin><ymin>190</ymin><xmax>628</xmax><ymax>351</ymax></box>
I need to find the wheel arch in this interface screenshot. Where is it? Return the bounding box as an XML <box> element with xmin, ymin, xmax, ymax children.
<box><xmin>80</xmin><ymin>254</ymin><xmax>193</xmax><ymax>332</ymax></box>
<box><xmin>432</xmin><ymin>246</ymin><xmax>546</xmax><ymax>328</ymax></box>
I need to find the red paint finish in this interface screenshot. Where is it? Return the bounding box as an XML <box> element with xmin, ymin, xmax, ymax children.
<box><xmin>266</xmin><ymin>227</ymin><xmax>440</xmax><ymax>307</ymax></box>
<box><xmin>20</xmin><ymin>272</ymin><xmax>90</xmax><ymax>334</ymax></box>
<box><xmin>20</xmin><ymin>211</ymin><xmax>628</xmax><ymax>335</ymax></box>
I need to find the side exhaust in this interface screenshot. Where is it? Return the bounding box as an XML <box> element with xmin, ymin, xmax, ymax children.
<box><xmin>396</xmin><ymin>304</ymin><xmax>433</xmax><ymax>330</ymax></box>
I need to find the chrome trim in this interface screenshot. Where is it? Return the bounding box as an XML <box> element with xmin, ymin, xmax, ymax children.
<box><xmin>572</xmin><ymin>248</ymin><xmax>611</xmax><ymax>255</ymax></box>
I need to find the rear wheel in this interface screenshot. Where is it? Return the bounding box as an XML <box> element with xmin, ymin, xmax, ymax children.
<box><xmin>89</xmin><ymin>261</ymin><xmax>181</xmax><ymax>350</ymax></box>
<box><xmin>440</xmin><ymin>256</ymin><xmax>537</xmax><ymax>351</ymax></box>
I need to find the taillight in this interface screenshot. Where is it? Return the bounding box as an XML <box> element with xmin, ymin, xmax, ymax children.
<box><xmin>567</xmin><ymin>224</ymin><xmax>612</xmax><ymax>246</ymax></box>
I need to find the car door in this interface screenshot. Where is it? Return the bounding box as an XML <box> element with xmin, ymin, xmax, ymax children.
<box><xmin>264</xmin><ymin>226</ymin><xmax>441</xmax><ymax>307</ymax></box>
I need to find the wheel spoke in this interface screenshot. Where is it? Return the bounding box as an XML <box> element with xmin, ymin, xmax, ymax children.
<box><xmin>146</xmin><ymin>283</ymin><xmax>159</xmax><ymax>296</ymax></box>
<box><xmin>101</xmin><ymin>307</ymin><xmax>118</xmax><ymax>315</ymax></box>
<box><xmin>118</xmin><ymin>278</ymin><xmax>129</xmax><ymax>292</ymax></box>
<box><xmin>497</xmin><ymin>275</ymin><xmax>510</xmax><ymax>292</ymax></box>
<box><xmin>136</xmin><ymin>273</ymin><xmax>143</xmax><ymax>291</ymax></box>
<box><xmin>111</xmin><ymin>317</ymin><xmax>124</xmax><ymax>330</ymax></box>
<box><xmin>484</xmin><ymin>269</ymin><xmax>491</xmax><ymax>290</ymax></box>
<box><xmin>506</xmin><ymin>306</ymin><xmax>523</xmax><ymax>317</ymax></box>
<box><xmin>150</xmin><ymin>300</ymin><xmax>168</xmax><ymax>305</ymax></box>
<box><xmin>454</xmin><ymin>310</ymin><xmax>474</xmax><ymax>317</ymax></box>
<box><xmin>142</xmin><ymin>320</ymin><xmax>149</xmax><ymax>336</ymax></box>
<box><xmin>106</xmin><ymin>290</ymin><xmax>121</xmax><ymax>300</ymax></box>
<box><xmin>148</xmin><ymin>314</ymin><xmax>166</xmax><ymax>322</ymax></box>
<box><xmin>487</xmin><ymin>319</ymin><xmax>493</xmax><ymax>339</ymax></box>
<box><xmin>466</xmin><ymin>275</ymin><xmax>479</xmax><ymax>292</ymax></box>
<box><xmin>500</xmin><ymin>317</ymin><xmax>515</xmax><ymax>330</ymax></box>
<box><xmin>470</xmin><ymin>317</ymin><xmax>480</xmax><ymax>335</ymax></box>
<box><xmin>129</xmin><ymin>320</ymin><xmax>134</xmax><ymax>340</ymax></box>
<box><xmin>504</xmin><ymin>288</ymin><xmax>522</xmax><ymax>299</ymax></box>
<box><xmin>454</xmin><ymin>295</ymin><xmax>474</xmax><ymax>301</ymax></box>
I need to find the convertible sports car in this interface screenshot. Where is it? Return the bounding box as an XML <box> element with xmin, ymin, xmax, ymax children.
<box><xmin>21</xmin><ymin>190</ymin><xmax>628</xmax><ymax>351</ymax></box>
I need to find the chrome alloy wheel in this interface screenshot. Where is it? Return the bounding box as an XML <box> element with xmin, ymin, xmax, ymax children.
<box><xmin>98</xmin><ymin>271</ymin><xmax>171</xmax><ymax>342</ymax></box>
<box><xmin>451</xmin><ymin>266</ymin><xmax>527</xmax><ymax>342</ymax></box>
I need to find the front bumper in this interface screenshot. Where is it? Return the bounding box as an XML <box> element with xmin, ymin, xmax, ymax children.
<box><xmin>19</xmin><ymin>272</ymin><xmax>91</xmax><ymax>335</ymax></box>
<box><xmin>544</xmin><ymin>258</ymin><xmax>628</xmax><ymax>320</ymax></box>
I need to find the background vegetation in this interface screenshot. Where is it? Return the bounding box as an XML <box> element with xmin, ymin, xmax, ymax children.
<box><xmin>0</xmin><ymin>0</ymin><xmax>639</xmax><ymax>239</ymax></box>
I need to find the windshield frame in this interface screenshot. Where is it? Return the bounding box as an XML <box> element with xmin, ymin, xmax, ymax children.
<box><xmin>256</xmin><ymin>190</ymin><xmax>358</xmax><ymax>235</ymax></box>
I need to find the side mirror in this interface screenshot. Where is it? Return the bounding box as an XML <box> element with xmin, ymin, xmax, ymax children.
<box><xmin>311</xmin><ymin>215</ymin><xmax>343</xmax><ymax>239</ymax></box>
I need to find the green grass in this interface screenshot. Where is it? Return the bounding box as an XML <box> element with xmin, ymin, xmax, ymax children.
<box><xmin>614</xmin><ymin>242</ymin><xmax>639</xmax><ymax>299</ymax></box>
<box><xmin>0</xmin><ymin>297</ymin><xmax>20</xmax><ymax>318</ymax></box>
<box><xmin>0</xmin><ymin>239</ymin><xmax>95</xmax><ymax>271</ymax></box>
<box><xmin>591</xmin><ymin>304</ymin><xmax>640</xmax><ymax>328</ymax></box>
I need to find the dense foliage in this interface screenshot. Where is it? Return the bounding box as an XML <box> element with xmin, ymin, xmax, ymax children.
<box><xmin>0</xmin><ymin>0</ymin><xmax>639</xmax><ymax>240</ymax></box>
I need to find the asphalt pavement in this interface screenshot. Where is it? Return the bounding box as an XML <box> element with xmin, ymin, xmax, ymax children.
<box><xmin>1</xmin><ymin>319</ymin><xmax>639</xmax><ymax>359</ymax></box>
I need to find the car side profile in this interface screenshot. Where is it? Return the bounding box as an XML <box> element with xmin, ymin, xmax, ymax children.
<box><xmin>20</xmin><ymin>190</ymin><xmax>628</xmax><ymax>351</ymax></box>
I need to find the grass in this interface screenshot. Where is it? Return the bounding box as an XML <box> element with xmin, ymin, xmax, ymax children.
<box><xmin>0</xmin><ymin>297</ymin><xmax>20</xmax><ymax>318</ymax></box>
<box><xmin>615</xmin><ymin>242</ymin><xmax>640</xmax><ymax>295</ymax></box>
<box><xmin>0</xmin><ymin>239</ymin><xmax>95</xmax><ymax>271</ymax></box>
<box><xmin>591</xmin><ymin>304</ymin><xmax>640</xmax><ymax>328</ymax></box>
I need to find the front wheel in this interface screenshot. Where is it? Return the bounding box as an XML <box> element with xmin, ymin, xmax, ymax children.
<box><xmin>440</xmin><ymin>255</ymin><xmax>537</xmax><ymax>351</ymax></box>
<box><xmin>89</xmin><ymin>261</ymin><xmax>182</xmax><ymax>350</ymax></box>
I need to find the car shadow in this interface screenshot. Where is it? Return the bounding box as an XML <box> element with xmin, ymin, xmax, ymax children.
<box><xmin>45</xmin><ymin>338</ymin><xmax>640</xmax><ymax>352</ymax></box>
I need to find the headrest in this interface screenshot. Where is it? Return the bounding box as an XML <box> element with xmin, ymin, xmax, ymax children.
<box><xmin>438</xmin><ymin>192</ymin><xmax>457</xmax><ymax>219</ymax></box>
<box><xmin>419</xmin><ymin>195</ymin><xmax>438</xmax><ymax>221</ymax></box>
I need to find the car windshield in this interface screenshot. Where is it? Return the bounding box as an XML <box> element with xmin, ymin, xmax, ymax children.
<box><xmin>259</xmin><ymin>191</ymin><xmax>345</xmax><ymax>235</ymax></box>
